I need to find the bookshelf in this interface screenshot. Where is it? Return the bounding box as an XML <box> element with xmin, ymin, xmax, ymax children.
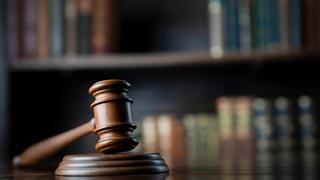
<box><xmin>2</xmin><ymin>0</ymin><xmax>320</xmax><ymax>172</ymax></box>
<box><xmin>10</xmin><ymin>52</ymin><xmax>320</xmax><ymax>71</ymax></box>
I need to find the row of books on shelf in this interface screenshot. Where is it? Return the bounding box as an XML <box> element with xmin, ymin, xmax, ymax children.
<box><xmin>8</xmin><ymin>0</ymin><xmax>118</xmax><ymax>61</ymax></box>
<box><xmin>208</xmin><ymin>0</ymin><xmax>320</xmax><ymax>56</ymax></box>
<box><xmin>134</xmin><ymin>95</ymin><xmax>318</xmax><ymax>171</ymax></box>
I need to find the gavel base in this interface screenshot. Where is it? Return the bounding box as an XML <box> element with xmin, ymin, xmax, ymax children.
<box><xmin>55</xmin><ymin>152</ymin><xmax>169</xmax><ymax>176</ymax></box>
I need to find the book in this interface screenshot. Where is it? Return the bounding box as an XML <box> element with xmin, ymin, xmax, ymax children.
<box><xmin>274</xmin><ymin>97</ymin><xmax>294</xmax><ymax>151</ymax></box>
<box><xmin>298</xmin><ymin>95</ymin><xmax>316</xmax><ymax>150</ymax></box>
<box><xmin>37</xmin><ymin>0</ymin><xmax>49</xmax><ymax>59</ymax></box>
<box><xmin>77</xmin><ymin>0</ymin><xmax>93</xmax><ymax>54</ymax></box>
<box><xmin>238</xmin><ymin>0</ymin><xmax>251</xmax><ymax>53</ymax></box>
<box><xmin>208</xmin><ymin>0</ymin><xmax>224</xmax><ymax>57</ymax></box>
<box><xmin>224</xmin><ymin>0</ymin><xmax>240</xmax><ymax>52</ymax></box>
<box><xmin>267</xmin><ymin>0</ymin><xmax>281</xmax><ymax>51</ymax></box>
<box><xmin>303</xmin><ymin>0</ymin><xmax>319</xmax><ymax>51</ymax></box>
<box><xmin>157</xmin><ymin>115</ymin><xmax>187</xmax><ymax>171</ymax></box>
<box><xmin>50</xmin><ymin>0</ymin><xmax>65</xmax><ymax>57</ymax></box>
<box><xmin>251</xmin><ymin>0</ymin><xmax>268</xmax><ymax>51</ymax></box>
<box><xmin>183</xmin><ymin>114</ymin><xmax>219</xmax><ymax>170</ymax></box>
<box><xmin>253</xmin><ymin>98</ymin><xmax>274</xmax><ymax>175</ymax></box>
<box><xmin>253</xmin><ymin>98</ymin><xmax>273</xmax><ymax>151</ymax></box>
<box><xmin>141</xmin><ymin>115</ymin><xmax>159</xmax><ymax>153</ymax></box>
<box><xmin>278</xmin><ymin>0</ymin><xmax>290</xmax><ymax>51</ymax></box>
<box><xmin>23</xmin><ymin>0</ymin><xmax>37</xmax><ymax>59</ymax></box>
<box><xmin>216</xmin><ymin>97</ymin><xmax>236</xmax><ymax>171</ymax></box>
<box><xmin>234</xmin><ymin>97</ymin><xmax>253</xmax><ymax>170</ymax></box>
<box><xmin>289</xmin><ymin>0</ymin><xmax>302</xmax><ymax>50</ymax></box>
<box><xmin>65</xmin><ymin>0</ymin><xmax>77</xmax><ymax>56</ymax></box>
<box><xmin>92</xmin><ymin>0</ymin><xmax>119</xmax><ymax>53</ymax></box>
<box><xmin>7</xmin><ymin>0</ymin><xmax>23</xmax><ymax>61</ymax></box>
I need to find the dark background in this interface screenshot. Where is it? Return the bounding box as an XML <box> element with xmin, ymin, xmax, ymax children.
<box><xmin>1</xmin><ymin>0</ymin><xmax>320</xmax><ymax>162</ymax></box>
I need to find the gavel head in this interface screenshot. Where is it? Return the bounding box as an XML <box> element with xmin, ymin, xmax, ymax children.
<box><xmin>89</xmin><ymin>79</ymin><xmax>138</xmax><ymax>153</ymax></box>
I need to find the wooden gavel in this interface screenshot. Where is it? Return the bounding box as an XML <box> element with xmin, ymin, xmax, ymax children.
<box><xmin>13</xmin><ymin>79</ymin><xmax>139</xmax><ymax>167</ymax></box>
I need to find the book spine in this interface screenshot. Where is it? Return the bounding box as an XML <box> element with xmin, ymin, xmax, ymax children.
<box><xmin>183</xmin><ymin>115</ymin><xmax>197</xmax><ymax>169</ymax></box>
<box><xmin>92</xmin><ymin>0</ymin><xmax>107</xmax><ymax>54</ymax></box>
<box><xmin>208</xmin><ymin>0</ymin><xmax>224</xmax><ymax>57</ymax></box>
<box><xmin>17</xmin><ymin>0</ymin><xmax>24</xmax><ymax>60</ymax></box>
<box><xmin>7</xmin><ymin>0</ymin><xmax>20</xmax><ymax>61</ymax></box>
<box><xmin>298</xmin><ymin>96</ymin><xmax>316</xmax><ymax>150</ymax></box>
<box><xmin>234</xmin><ymin>97</ymin><xmax>253</xmax><ymax>170</ymax></box>
<box><xmin>65</xmin><ymin>0</ymin><xmax>77</xmax><ymax>56</ymax></box>
<box><xmin>23</xmin><ymin>0</ymin><xmax>37</xmax><ymax>59</ymax></box>
<box><xmin>141</xmin><ymin>116</ymin><xmax>159</xmax><ymax>153</ymax></box>
<box><xmin>238</xmin><ymin>0</ymin><xmax>251</xmax><ymax>53</ymax></box>
<box><xmin>251</xmin><ymin>0</ymin><xmax>268</xmax><ymax>51</ymax></box>
<box><xmin>274</xmin><ymin>97</ymin><xmax>294</xmax><ymax>151</ymax></box>
<box><xmin>217</xmin><ymin>97</ymin><xmax>236</xmax><ymax>171</ymax></box>
<box><xmin>50</xmin><ymin>0</ymin><xmax>65</xmax><ymax>57</ymax></box>
<box><xmin>289</xmin><ymin>0</ymin><xmax>302</xmax><ymax>50</ymax></box>
<box><xmin>266</xmin><ymin>0</ymin><xmax>280</xmax><ymax>52</ymax></box>
<box><xmin>253</xmin><ymin>98</ymin><xmax>273</xmax><ymax>151</ymax></box>
<box><xmin>224</xmin><ymin>0</ymin><xmax>240</xmax><ymax>52</ymax></box>
<box><xmin>77</xmin><ymin>0</ymin><xmax>93</xmax><ymax>54</ymax></box>
<box><xmin>253</xmin><ymin>98</ymin><xmax>274</xmax><ymax>177</ymax></box>
<box><xmin>304</xmin><ymin>0</ymin><xmax>318</xmax><ymax>51</ymax></box>
<box><xmin>37</xmin><ymin>0</ymin><xmax>49</xmax><ymax>60</ymax></box>
<box><xmin>157</xmin><ymin>115</ymin><xmax>186</xmax><ymax>171</ymax></box>
<box><xmin>278</xmin><ymin>0</ymin><xmax>290</xmax><ymax>51</ymax></box>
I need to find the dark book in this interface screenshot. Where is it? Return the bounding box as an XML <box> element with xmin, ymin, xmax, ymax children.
<box><xmin>7</xmin><ymin>0</ymin><xmax>22</xmax><ymax>61</ymax></box>
<box><xmin>65</xmin><ymin>0</ymin><xmax>77</xmax><ymax>56</ymax></box>
<box><xmin>274</xmin><ymin>97</ymin><xmax>294</xmax><ymax>151</ymax></box>
<box><xmin>238</xmin><ymin>0</ymin><xmax>251</xmax><ymax>53</ymax></box>
<box><xmin>224</xmin><ymin>0</ymin><xmax>240</xmax><ymax>51</ymax></box>
<box><xmin>289</xmin><ymin>0</ymin><xmax>302</xmax><ymax>50</ymax></box>
<box><xmin>298</xmin><ymin>96</ymin><xmax>316</xmax><ymax>150</ymax></box>
<box><xmin>77</xmin><ymin>0</ymin><xmax>93</xmax><ymax>54</ymax></box>
<box><xmin>23</xmin><ymin>0</ymin><xmax>37</xmax><ymax>59</ymax></box>
<box><xmin>253</xmin><ymin>98</ymin><xmax>273</xmax><ymax>151</ymax></box>
<box><xmin>303</xmin><ymin>0</ymin><xmax>319</xmax><ymax>51</ymax></box>
<box><xmin>50</xmin><ymin>0</ymin><xmax>65</xmax><ymax>57</ymax></box>
<box><xmin>37</xmin><ymin>0</ymin><xmax>49</xmax><ymax>60</ymax></box>
<box><xmin>278</xmin><ymin>0</ymin><xmax>290</xmax><ymax>51</ymax></box>
<box><xmin>251</xmin><ymin>0</ymin><xmax>268</xmax><ymax>51</ymax></box>
<box><xmin>267</xmin><ymin>0</ymin><xmax>281</xmax><ymax>52</ymax></box>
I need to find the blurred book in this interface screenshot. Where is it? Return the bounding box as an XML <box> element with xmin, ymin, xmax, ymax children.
<box><xmin>208</xmin><ymin>0</ymin><xmax>306</xmax><ymax>56</ymax></box>
<box><xmin>216</xmin><ymin>97</ymin><xmax>236</xmax><ymax>171</ymax></box>
<box><xmin>7</xmin><ymin>0</ymin><xmax>119</xmax><ymax>61</ymax></box>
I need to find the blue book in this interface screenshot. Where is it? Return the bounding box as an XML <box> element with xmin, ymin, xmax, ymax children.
<box><xmin>267</xmin><ymin>0</ymin><xmax>281</xmax><ymax>51</ymax></box>
<box><xmin>224</xmin><ymin>0</ymin><xmax>240</xmax><ymax>51</ymax></box>
<box><xmin>251</xmin><ymin>0</ymin><xmax>269</xmax><ymax>51</ymax></box>
<box><xmin>290</xmin><ymin>0</ymin><xmax>302</xmax><ymax>50</ymax></box>
<box><xmin>50</xmin><ymin>0</ymin><xmax>65</xmax><ymax>57</ymax></box>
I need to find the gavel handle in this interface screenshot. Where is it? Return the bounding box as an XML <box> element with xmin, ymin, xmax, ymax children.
<box><xmin>13</xmin><ymin>119</ymin><xmax>95</xmax><ymax>167</ymax></box>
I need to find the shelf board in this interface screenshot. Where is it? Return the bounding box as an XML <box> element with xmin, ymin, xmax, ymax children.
<box><xmin>9</xmin><ymin>51</ymin><xmax>320</xmax><ymax>72</ymax></box>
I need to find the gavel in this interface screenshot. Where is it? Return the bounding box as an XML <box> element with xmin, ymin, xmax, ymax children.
<box><xmin>13</xmin><ymin>79</ymin><xmax>139</xmax><ymax>167</ymax></box>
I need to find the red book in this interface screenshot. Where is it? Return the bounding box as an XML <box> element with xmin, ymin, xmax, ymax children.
<box><xmin>304</xmin><ymin>0</ymin><xmax>320</xmax><ymax>51</ymax></box>
<box><xmin>91</xmin><ymin>0</ymin><xmax>119</xmax><ymax>53</ymax></box>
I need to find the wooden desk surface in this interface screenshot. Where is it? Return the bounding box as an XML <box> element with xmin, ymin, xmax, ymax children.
<box><xmin>0</xmin><ymin>162</ymin><xmax>319</xmax><ymax>180</ymax></box>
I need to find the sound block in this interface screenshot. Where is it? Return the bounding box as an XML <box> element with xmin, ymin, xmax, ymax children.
<box><xmin>55</xmin><ymin>153</ymin><xmax>169</xmax><ymax>176</ymax></box>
